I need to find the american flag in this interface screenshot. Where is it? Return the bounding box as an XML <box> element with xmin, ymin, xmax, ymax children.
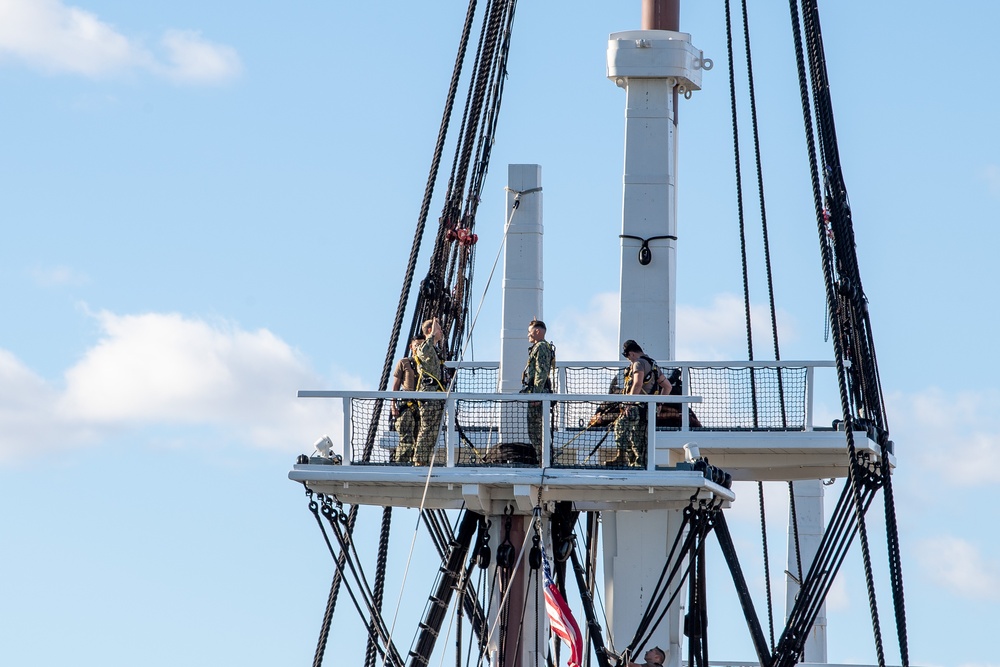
<box><xmin>542</xmin><ymin>547</ymin><xmax>584</xmax><ymax>667</ymax></box>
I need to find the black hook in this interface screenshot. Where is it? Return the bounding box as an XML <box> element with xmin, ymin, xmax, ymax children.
<box><xmin>620</xmin><ymin>234</ymin><xmax>677</xmax><ymax>266</ymax></box>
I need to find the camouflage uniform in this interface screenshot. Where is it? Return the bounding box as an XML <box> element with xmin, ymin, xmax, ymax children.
<box><xmin>413</xmin><ymin>337</ymin><xmax>445</xmax><ymax>465</ymax></box>
<box><xmin>391</xmin><ymin>357</ymin><xmax>419</xmax><ymax>463</ymax></box>
<box><xmin>614</xmin><ymin>356</ymin><xmax>655</xmax><ymax>467</ymax></box>
<box><xmin>522</xmin><ymin>339</ymin><xmax>555</xmax><ymax>460</ymax></box>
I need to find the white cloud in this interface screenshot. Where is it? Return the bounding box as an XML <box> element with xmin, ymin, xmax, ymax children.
<box><xmin>885</xmin><ymin>387</ymin><xmax>1000</xmax><ymax>485</ymax></box>
<box><xmin>29</xmin><ymin>264</ymin><xmax>89</xmax><ymax>287</ymax></box>
<box><xmin>915</xmin><ymin>535</ymin><xmax>1000</xmax><ymax>601</ymax></box>
<box><xmin>678</xmin><ymin>293</ymin><xmax>796</xmax><ymax>361</ymax></box>
<box><xmin>824</xmin><ymin>571</ymin><xmax>850</xmax><ymax>612</ymax></box>
<box><xmin>158</xmin><ymin>29</ymin><xmax>242</xmax><ymax>84</ymax></box>
<box><xmin>0</xmin><ymin>0</ymin><xmax>241</xmax><ymax>84</ymax></box>
<box><xmin>0</xmin><ymin>310</ymin><xmax>357</xmax><ymax>465</ymax></box>
<box><xmin>551</xmin><ymin>292</ymin><xmax>620</xmax><ymax>361</ymax></box>
<box><xmin>983</xmin><ymin>164</ymin><xmax>1000</xmax><ymax>197</ymax></box>
<box><xmin>0</xmin><ymin>349</ymin><xmax>84</xmax><ymax>461</ymax></box>
<box><xmin>552</xmin><ymin>291</ymin><xmax>796</xmax><ymax>362</ymax></box>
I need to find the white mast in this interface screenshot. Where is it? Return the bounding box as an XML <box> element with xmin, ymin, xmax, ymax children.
<box><xmin>603</xmin><ymin>9</ymin><xmax>706</xmax><ymax>666</ymax></box>
<box><xmin>499</xmin><ymin>164</ymin><xmax>544</xmax><ymax>395</ymax></box>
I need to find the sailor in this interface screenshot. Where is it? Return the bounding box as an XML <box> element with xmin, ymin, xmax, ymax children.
<box><xmin>628</xmin><ymin>646</ymin><xmax>666</xmax><ymax>667</ymax></box>
<box><xmin>413</xmin><ymin>317</ymin><xmax>446</xmax><ymax>466</ymax></box>
<box><xmin>520</xmin><ymin>319</ymin><xmax>555</xmax><ymax>460</ymax></box>
<box><xmin>390</xmin><ymin>333</ymin><xmax>425</xmax><ymax>463</ymax></box>
<box><xmin>614</xmin><ymin>339</ymin><xmax>657</xmax><ymax>467</ymax></box>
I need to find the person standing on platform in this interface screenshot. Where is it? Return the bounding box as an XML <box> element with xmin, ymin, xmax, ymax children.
<box><xmin>521</xmin><ymin>319</ymin><xmax>555</xmax><ymax>462</ymax></box>
<box><xmin>614</xmin><ymin>339</ymin><xmax>657</xmax><ymax>467</ymax></box>
<box><xmin>390</xmin><ymin>333</ymin><xmax>425</xmax><ymax>463</ymax></box>
<box><xmin>413</xmin><ymin>318</ymin><xmax>446</xmax><ymax>466</ymax></box>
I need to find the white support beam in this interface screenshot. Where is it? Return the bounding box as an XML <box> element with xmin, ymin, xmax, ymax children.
<box><xmin>499</xmin><ymin>164</ymin><xmax>543</xmax><ymax>394</ymax></box>
<box><xmin>787</xmin><ymin>479</ymin><xmax>828</xmax><ymax>663</ymax></box>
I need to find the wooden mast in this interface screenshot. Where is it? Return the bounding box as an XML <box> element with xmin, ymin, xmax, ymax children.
<box><xmin>641</xmin><ymin>0</ymin><xmax>679</xmax><ymax>30</ymax></box>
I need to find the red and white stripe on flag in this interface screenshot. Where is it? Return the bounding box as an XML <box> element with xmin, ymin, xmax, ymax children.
<box><xmin>543</xmin><ymin>553</ymin><xmax>584</xmax><ymax>667</ymax></box>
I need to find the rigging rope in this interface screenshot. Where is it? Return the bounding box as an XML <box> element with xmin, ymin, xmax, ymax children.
<box><xmin>307</xmin><ymin>493</ymin><xmax>405</xmax><ymax>667</ymax></box>
<box><xmin>725</xmin><ymin>1</ymin><xmax>793</xmax><ymax>652</ymax></box>
<box><xmin>308</xmin><ymin>2</ymin><xmax>485</xmax><ymax>662</ymax></box>
<box><xmin>365</xmin><ymin>506</ymin><xmax>393</xmax><ymax>667</ymax></box>
<box><xmin>757</xmin><ymin>482</ymin><xmax>776</xmax><ymax>651</ymax></box>
<box><xmin>310</xmin><ymin>1</ymin><xmax>521</xmax><ymax>663</ymax></box>
<box><xmin>773</xmin><ymin>2</ymin><xmax>908</xmax><ymax>666</ymax></box>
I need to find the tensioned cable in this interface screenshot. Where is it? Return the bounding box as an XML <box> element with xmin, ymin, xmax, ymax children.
<box><xmin>726</xmin><ymin>1</ymin><xmax>783</xmax><ymax>651</ymax></box>
<box><xmin>462</xmin><ymin>187</ymin><xmax>541</xmax><ymax>354</ymax></box>
<box><xmin>574</xmin><ymin>513</ymin><xmax>611</xmax><ymax>658</ymax></box>
<box><xmin>311</xmin><ymin>3</ymin><xmax>484</xmax><ymax>663</ymax></box>
<box><xmin>310</xmin><ymin>495</ymin><xmax>405</xmax><ymax>667</ymax></box>
<box><xmin>381</xmin><ymin>20</ymin><xmax>526</xmax><ymax>632</ymax></box>
<box><xmin>470</xmin><ymin>507</ymin><xmax>540</xmax><ymax>667</ymax></box>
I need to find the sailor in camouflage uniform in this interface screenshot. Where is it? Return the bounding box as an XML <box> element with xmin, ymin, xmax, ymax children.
<box><xmin>390</xmin><ymin>334</ymin><xmax>424</xmax><ymax>463</ymax></box>
<box><xmin>614</xmin><ymin>339</ymin><xmax>657</xmax><ymax>467</ymax></box>
<box><xmin>413</xmin><ymin>318</ymin><xmax>446</xmax><ymax>466</ymax></box>
<box><xmin>521</xmin><ymin>320</ymin><xmax>555</xmax><ymax>461</ymax></box>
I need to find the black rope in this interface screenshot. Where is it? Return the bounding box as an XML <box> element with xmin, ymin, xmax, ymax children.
<box><xmin>321</xmin><ymin>500</ymin><xmax>406</xmax><ymax>667</ymax></box>
<box><xmin>364</xmin><ymin>506</ymin><xmax>393</xmax><ymax>667</ymax></box>
<box><xmin>412</xmin><ymin>0</ymin><xmax>520</xmax><ymax>357</ymax></box>
<box><xmin>788</xmin><ymin>481</ymin><xmax>804</xmax><ymax>584</ymax></box>
<box><xmin>627</xmin><ymin>505</ymin><xmax>720</xmax><ymax>658</ymax></box>
<box><xmin>881</xmin><ymin>439</ymin><xmax>910</xmax><ymax>667</ymax></box>
<box><xmin>724</xmin><ymin>0</ymin><xmax>756</xmax><ymax>371</ymax></box>
<box><xmin>309</xmin><ymin>500</ymin><xmax>361</xmax><ymax>667</ymax></box>
<box><xmin>626</xmin><ymin>508</ymin><xmax>693</xmax><ymax>651</ymax></box>
<box><xmin>314</xmin><ymin>3</ymin><xmax>484</xmax><ymax>659</ymax></box>
<box><xmin>633</xmin><ymin>508</ymin><xmax>714</xmax><ymax>656</ymax></box>
<box><xmin>757</xmin><ymin>482</ymin><xmax>775</xmax><ymax>651</ymax></box>
<box><xmin>384</xmin><ymin>0</ymin><xmax>481</xmax><ymax>376</ymax></box>
<box><xmin>307</xmin><ymin>495</ymin><xmax>404</xmax><ymax>667</ymax></box>
<box><xmin>797</xmin><ymin>2</ymin><xmax>887</xmax><ymax>664</ymax></box>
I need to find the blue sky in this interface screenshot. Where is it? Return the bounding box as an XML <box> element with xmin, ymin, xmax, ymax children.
<box><xmin>1</xmin><ymin>1</ymin><xmax>998</xmax><ymax>666</ymax></box>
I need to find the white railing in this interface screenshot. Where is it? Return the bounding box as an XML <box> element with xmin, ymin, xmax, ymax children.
<box><xmin>299</xmin><ymin>360</ymin><xmax>835</xmax><ymax>469</ymax></box>
<box><xmin>298</xmin><ymin>390</ymin><xmax>699</xmax><ymax>470</ymax></box>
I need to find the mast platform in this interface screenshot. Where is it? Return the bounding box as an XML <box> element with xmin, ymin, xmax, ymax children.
<box><xmin>289</xmin><ymin>360</ymin><xmax>890</xmax><ymax>509</ymax></box>
<box><xmin>288</xmin><ymin>464</ymin><xmax>733</xmax><ymax>513</ymax></box>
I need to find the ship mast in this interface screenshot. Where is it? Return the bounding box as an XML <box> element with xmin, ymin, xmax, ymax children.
<box><xmin>290</xmin><ymin>1</ymin><xmax>909</xmax><ymax>665</ymax></box>
<box><xmin>605</xmin><ymin>2</ymin><xmax>705</xmax><ymax>665</ymax></box>
<box><xmin>642</xmin><ymin>0</ymin><xmax>679</xmax><ymax>31</ymax></box>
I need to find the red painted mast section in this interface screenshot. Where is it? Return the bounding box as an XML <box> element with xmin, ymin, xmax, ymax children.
<box><xmin>642</xmin><ymin>0</ymin><xmax>679</xmax><ymax>31</ymax></box>
<box><xmin>642</xmin><ymin>0</ymin><xmax>681</xmax><ymax>123</ymax></box>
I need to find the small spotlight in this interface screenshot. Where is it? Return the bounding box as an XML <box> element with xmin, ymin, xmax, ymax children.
<box><xmin>313</xmin><ymin>435</ymin><xmax>334</xmax><ymax>457</ymax></box>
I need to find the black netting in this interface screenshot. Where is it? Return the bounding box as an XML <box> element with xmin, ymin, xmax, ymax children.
<box><xmin>551</xmin><ymin>399</ymin><xmax>644</xmax><ymax>469</ymax></box>
<box><xmin>687</xmin><ymin>366</ymin><xmax>808</xmax><ymax>429</ymax></box>
<box><xmin>347</xmin><ymin>364</ymin><xmax>813</xmax><ymax>466</ymax></box>
<box><xmin>350</xmin><ymin>396</ymin><xmax>448</xmax><ymax>465</ymax></box>
<box><xmin>562</xmin><ymin>365</ymin><xmax>626</xmax><ymax>395</ymax></box>
<box><xmin>447</xmin><ymin>364</ymin><xmax>499</xmax><ymax>393</ymax></box>
<box><xmin>454</xmin><ymin>399</ymin><xmax>533</xmax><ymax>467</ymax></box>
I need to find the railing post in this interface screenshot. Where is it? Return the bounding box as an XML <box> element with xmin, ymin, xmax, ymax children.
<box><xmin>541</xmin><ymin>398</ymin><xmax>551</xmax><ymax>468</ymax></box>
<box><xmin>446</xmin><ymin>397</ymin><xmax>457</xmax><ymax>467</ymax></box>
<box><xmin>805</xmin><ymin>365</ymin><xmax>815</xmax><ymax>432</ymax></box>
<box><xmin>342</xmin><ymin>397</ymin><xmax>352</xmax><ymax>466</ymax></box>
<box><xmin>681</xmin><ymin>366</ymin><xmax>690</xmax><ymax>431</ymax></box>
<box><xmin>646</xmin><ymin>396</ymin><xmax>656</xmax><ymax>471</ymax></box>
